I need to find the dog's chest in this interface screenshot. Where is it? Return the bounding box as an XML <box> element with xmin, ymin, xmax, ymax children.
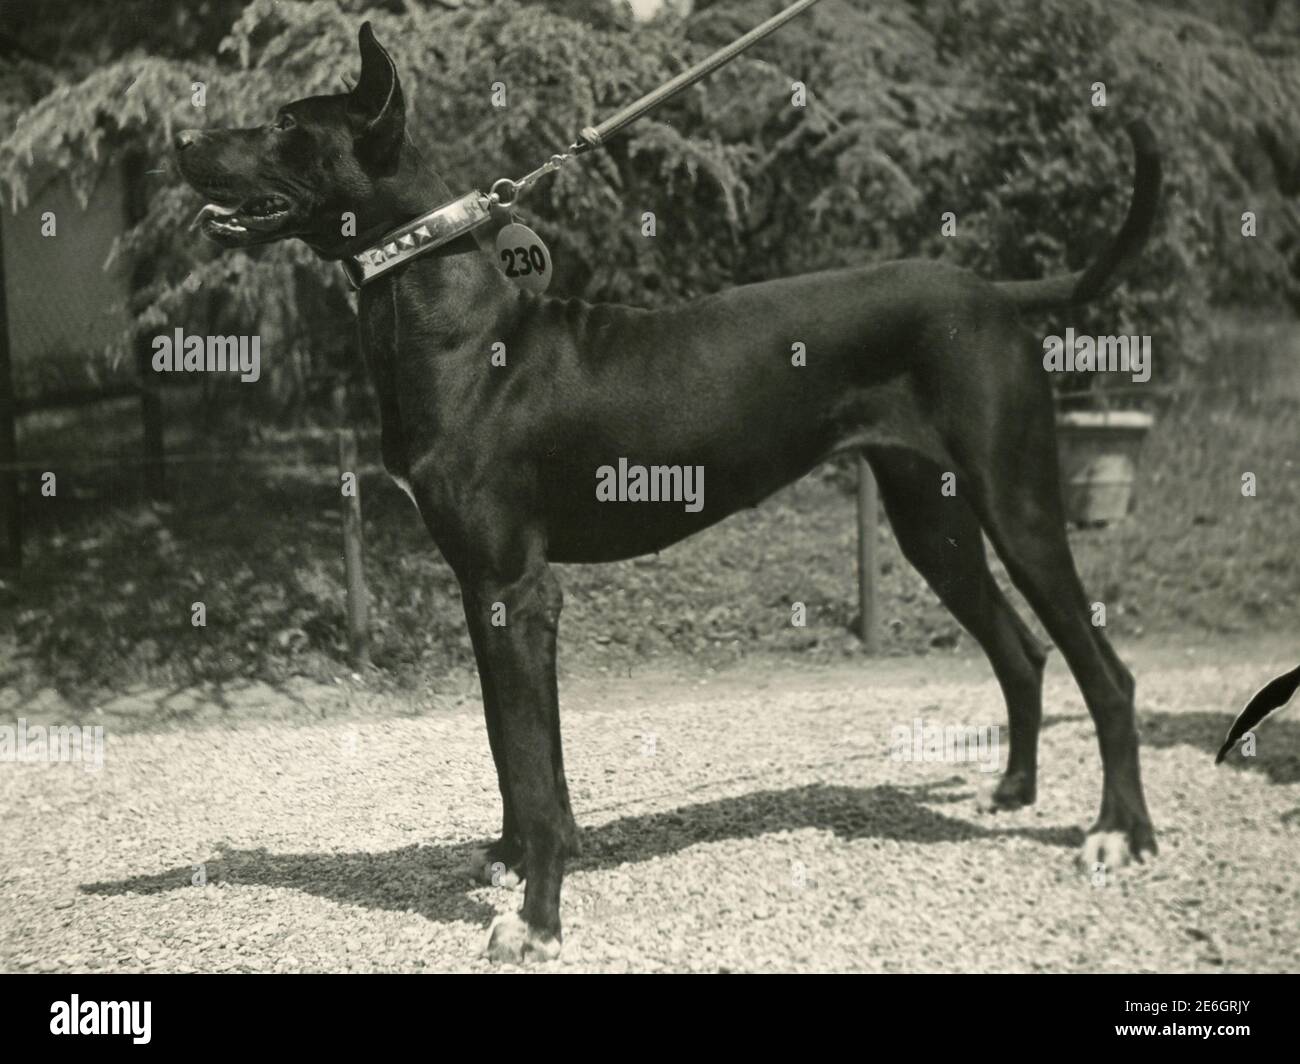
<box><xmin>355</xmin><ymin>277</ymin><xmax>484</xmax><ymax>514</ymax></box>
<box><xmin>357</xmin><ymin>284</ymin><xmax>424</xmax><ymax>494</ymax></box>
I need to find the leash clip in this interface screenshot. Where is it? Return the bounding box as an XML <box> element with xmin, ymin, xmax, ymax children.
<box><xmin>488</xmin><ymin>178</ymin><xmax>520</xmax><ymax>227</ymax></box>
<box><xmin>489</xmin><ymin>177</ymin><xmax>521</xmax><ymax>207</ymax></box>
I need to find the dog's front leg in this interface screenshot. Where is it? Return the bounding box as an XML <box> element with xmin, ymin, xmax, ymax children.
<box><xmin>462</xmin><ymin>600</ymin><xmax>525</xmax><ymax>888</ymax></box>
<box><xmin>460</xmin><ymin>552</ymin><xmax>573</xmax><ymax>963</ymax></box>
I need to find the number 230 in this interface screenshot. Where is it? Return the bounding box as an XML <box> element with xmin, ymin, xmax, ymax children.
<box><xmin>500</xmin><ymin>245</ymin><xmax>547</xmax><ymax>277</ymax></box>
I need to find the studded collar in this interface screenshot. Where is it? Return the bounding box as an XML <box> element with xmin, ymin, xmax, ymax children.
<box><xmin>341</xmin><ymin>190</ymin><xmax>494</xmax><ymax>289</ymax></box>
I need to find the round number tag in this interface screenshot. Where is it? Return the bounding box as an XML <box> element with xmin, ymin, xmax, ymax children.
<box><xmin>495</xmin><ymin>222</ymin><xmax>552</xmax><ymax>294</ymax></box>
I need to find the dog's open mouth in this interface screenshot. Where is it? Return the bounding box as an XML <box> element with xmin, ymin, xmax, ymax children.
<box><xmin>193</xmin><ymin>193</ymin><xmax>293</xmax><ymax>238</ymax></box>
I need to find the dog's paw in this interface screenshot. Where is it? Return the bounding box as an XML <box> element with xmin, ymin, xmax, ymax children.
<box><xmin>975</xmin><ymin>770</ymin><xmax>1036</xmax><ymax>812</ymax></box>
<box><xmin>1080</xmin><ymin>830</ymin><xmax>1133</xmax><ymax>873</ymax></box>
<box><xmin>466</xmin><ymin>845</ymin><xmax>523</xmax><ymax>889</ymax></box>
<box><xmin>1079</xmin><ymin>818</ymin><xmax>1157</xmax><ymax>874</ymax></box>
<box><xmin>486</xmin><ymin>912</ymin><xmax>560</xmax><ymax>964</ymax></box>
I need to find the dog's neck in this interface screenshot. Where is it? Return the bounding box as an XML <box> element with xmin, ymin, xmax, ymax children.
<box><xmin>340</xmin><ymin>157</ymin><xmax>519</xmax><ymax>356</ymax></box>
<box><xmin>307</xmin><ymin>147</ymin><xmax>455</xmax><ymax>260</ymax></box>
<box><xmin>363</xmin><ymin>165</ymin><xmax>450</xmax><ymax>249</ymax></box>
<box><xmin>314</xmin><ymin>149</ymin><xmax>518</xmax><ymax>319</ymax></box>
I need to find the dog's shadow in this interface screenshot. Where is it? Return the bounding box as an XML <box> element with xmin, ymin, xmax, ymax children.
<box><xmin>80</xmin><ymin>780</ymin><xmax>1080</xmax><ymax>927</ymax></box>
<box><xmin>1045</xmin><ymin>709</ymin><xmax>1300</xmax><ymax>786</ymax></box>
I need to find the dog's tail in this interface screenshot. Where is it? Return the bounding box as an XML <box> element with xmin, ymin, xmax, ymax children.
<box><xmin>995</xmin><ymin>120</ymin><xmax>1161</xmax><ymax>311</ymax></box>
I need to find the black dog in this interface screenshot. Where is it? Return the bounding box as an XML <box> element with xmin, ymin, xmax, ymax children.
<box><xmin>176</xmin><ymin>23</ymin><xmax>1159</xmax><ymax>962</ymax></box>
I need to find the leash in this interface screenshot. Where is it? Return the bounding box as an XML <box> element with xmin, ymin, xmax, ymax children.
<box><xmin>344</xmin><ymin>0</ymin><xmax>824</xmax><ymax>290</ymax></box>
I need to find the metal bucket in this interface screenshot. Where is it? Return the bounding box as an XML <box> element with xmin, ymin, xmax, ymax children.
<box><xmin>1055</xmin><ymin>411</ymin><xmax>1154</xmax><ymax>526</ymax></box>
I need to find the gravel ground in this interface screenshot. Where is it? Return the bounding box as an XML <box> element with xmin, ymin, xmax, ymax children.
<box><xmin>2</xmin><ymin>638</ymin><xmax>1298</xmax><ymax>973</ymax></box>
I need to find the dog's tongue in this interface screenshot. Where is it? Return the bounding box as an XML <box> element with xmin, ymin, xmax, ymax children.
<box><xmin>192</xmin><ymin>202</ymin><xmax>239</xmax><ymax>228</ymax></box>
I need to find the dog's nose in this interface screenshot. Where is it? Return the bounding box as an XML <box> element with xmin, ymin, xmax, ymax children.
<box><xmin>173</xmin><ymin>129</ymin><xmax>202</xmax><ymax>152</ymax></box>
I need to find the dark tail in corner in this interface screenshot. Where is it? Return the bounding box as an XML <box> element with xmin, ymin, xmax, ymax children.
<box><xmin>996</xmin><ymin>120</ymin><xmax>1161</xmax><ymax>311</ymax></box>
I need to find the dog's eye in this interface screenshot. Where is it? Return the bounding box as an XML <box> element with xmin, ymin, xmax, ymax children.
<box><xmin>273</xmin><ymin>113</ymin><xmax>296</xmax><ymax>132</ymax></box>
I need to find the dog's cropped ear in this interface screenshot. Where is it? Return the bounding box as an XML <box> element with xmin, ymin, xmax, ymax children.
<box><xmin>348</xmin><ymin>21</ymin><xmax>405</xmax><ymax>173</ymax></box>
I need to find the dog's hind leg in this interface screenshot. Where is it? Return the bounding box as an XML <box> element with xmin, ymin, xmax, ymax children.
<box><xmin>867</xmin><ymin>447</ymin><xmax>1047</xmax><ymax>808</ymax></box>
<box><xmin>952</xmin><ymin>390</ymin><xmax>1157</xmax><ymax>866</ymax></box>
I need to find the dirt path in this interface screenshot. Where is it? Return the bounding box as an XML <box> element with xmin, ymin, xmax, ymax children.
<box><xmin>2</xmin><ymin>638</ymin><xmax>1298</xmax><ymax>972</ymax></box>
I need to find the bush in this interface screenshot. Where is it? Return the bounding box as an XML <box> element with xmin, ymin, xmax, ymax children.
<box><xmin>2</xmin><ymin>0</ymin><xmax>1296</xmax><ymax>409</ymax></box>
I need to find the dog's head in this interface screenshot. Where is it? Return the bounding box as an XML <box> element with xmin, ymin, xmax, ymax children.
<box><xmin>175</xmin><ymin>22</ymin><xmax>408</xmax><ymax>257</ymax></box>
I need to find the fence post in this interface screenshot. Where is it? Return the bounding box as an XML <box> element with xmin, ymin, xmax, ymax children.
<box><xmin>0</xmin><ymin>218</ymin><xmax>19</xmax><ymax>574</ymax></box>
<box><xmin>337</xmin><ymin>428</ymin><xmax>370</xmax><ymax>667</ymax></box>
<box><xmin>856</xmin><ymin>454</ymin><xmax>879</xmax><ymax>652</ymax></box>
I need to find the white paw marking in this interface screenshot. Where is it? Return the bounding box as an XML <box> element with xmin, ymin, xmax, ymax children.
<box><xmin>1080</xmin><ymin>830</ymin><xmax>1133</xmax><ymax>872</ymax></box>
<box><xmin>486</xmin><ymin>912</ymin><xmax>560</xmax><ymax>963</ymax></box>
